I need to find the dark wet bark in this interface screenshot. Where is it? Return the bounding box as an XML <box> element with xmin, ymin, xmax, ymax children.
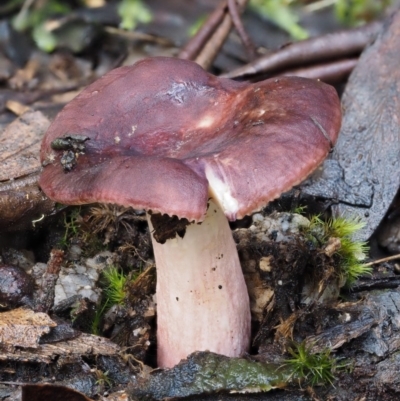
<box><xmin>302</xmin><ymin>10</ymin><xmax>400</xmax><ymax>240</ymax></box>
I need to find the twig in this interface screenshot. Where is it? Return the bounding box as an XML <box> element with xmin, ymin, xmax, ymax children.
<box><xmin>178</xmin><ymin>0</ymin><xmax>250</xmax><ymax>69</ymax></box>
<box><xmin>228</xmin><ymin>0</ymin><xmax>257</xmax><ymax>60</ymax></box>
<box><xmin>277</xmin><ymin>58</ymin><xmax>358</xmax><ymax>84</ymax></box>
<box><xmin>363</xmin><ymin>253</ymin><xmax>400</xmax><ymax>267</ymax></box>
<box><xmin>178</xmin><ymin>1</ymin><xmax>227</xmax><ymax>60</ymax></box>
<box><xmin>194</xmin><ymin>11</ymin><xmax>233</xmax><ymax>69</ymax></box>
<box><xmin>34</xmin><ymin>249</ymin><xmax>64</xmax><ymax>313</ymax></box>
<box><xmin>0</xmin><ymin>82</ymin><xmax>92</xmax><ymax>114</ymax></box>
<box><xmin>221</xmin><ymin>20</ymin><xmax>382</xmax><ymax>79</ymax></box>
<box><xmin>195</xmin><ymin>0</ymin><xmax>249</xmax><ymax>70</ymax></box>
<box><xmin>104</xmin><ymin>26</ymin><xmax>174</xmax><ymax>47</ymax></box>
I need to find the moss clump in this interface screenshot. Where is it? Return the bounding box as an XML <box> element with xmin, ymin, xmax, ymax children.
<box><xmin>306</xmin><ymin>215</ymin><xmax>371</xmax><ymax>286</ymax></box>
<box><xmin>284</xmin><ymin>341</ymin><xmax>339</xmax><ymax>386</ymax></box>
<box><xmin>103</xmin><ymin>266</ymin><xmax>129</xmax><ymax>307</ymax></box>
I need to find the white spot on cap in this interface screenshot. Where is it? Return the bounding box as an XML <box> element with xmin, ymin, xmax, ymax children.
<box><xmin>196</xmin><ymin>115</ymin><xmax>215</xmax><ymax>129</ymax></box>
<box><xmin>114</xmin><ymin>136</ymin><xmax>121</xmax><ymax>144</ymax></box>
<box><xmin>128</xmin><ymin>125</ymin><xmax>137</xmax><ymax>137</ymax></box>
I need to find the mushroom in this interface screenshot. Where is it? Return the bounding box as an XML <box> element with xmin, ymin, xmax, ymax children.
<box><xmin>39</xmin><ymin>57</ymin><xmax>341</xmax><ymax>368</ymax></box>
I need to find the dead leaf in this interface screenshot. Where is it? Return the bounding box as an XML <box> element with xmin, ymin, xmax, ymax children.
<box><xmin>0</xmin><ymin>110</ymin><xmax>49</xmax><ymax>181</ymax></box>
<box><xmin>22</xmin><ymin>384</ymin><xmax>93</xmax><ymax>401</ymax></box>
<box><xmin>0</xmin><ymin>110</ymin><xmax>56</xmax><ymax>231</ymax></box>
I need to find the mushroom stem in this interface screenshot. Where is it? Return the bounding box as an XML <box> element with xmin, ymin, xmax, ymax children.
<box><xmin>148</xmin><ymin>199</ymin><xmax>251</xmax><ymax>368</ymax></box>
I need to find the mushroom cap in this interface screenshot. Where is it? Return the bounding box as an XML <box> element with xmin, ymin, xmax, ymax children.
<box><xmin>40</xmin><ymin>57</ymin><xmax>341</xmax><ymax>222</ymax></box>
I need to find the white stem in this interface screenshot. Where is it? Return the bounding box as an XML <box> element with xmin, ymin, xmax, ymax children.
<box><xmin>148</xmin><ymin>199</ymin><xmax>251</xmax><ymax>368</ymax></box>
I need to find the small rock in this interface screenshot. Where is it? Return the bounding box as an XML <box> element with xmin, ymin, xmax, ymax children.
<box><xmin>248</xmin><ymin>212</ymin><xmax>310</xmax><ymax>243</ymax></box>
<box><xmin>0</xmin><ymin>265</ymin><xmax>34</xmax><ymax>308</ymax></box>
<box><xmin>54</xmin><ymin>251</ymin><xmax>114</xmax><ymax>306</ymax></box>
<box><xmin>1</xmin><ymin>248</ymin><xmax>35</xmax><ymax>272</ymax></box>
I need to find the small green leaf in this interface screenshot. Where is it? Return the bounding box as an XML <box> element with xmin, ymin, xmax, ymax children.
<box><xmin>118</xmin><ymin>0</ymin><xmax>152</xmax><ymax>31</ymax></box>
<box><xmin>33</xmin><ymin>24</ymin><xmax>57</xmax><ymax>53</ymax></box>
<box><xmin>250</xmin><ymin>0</ymin><xmax>308</xmax><ymax>40</ymax></box>
<box><xmin>188</xmin><ymin>15</ymin><xmax>207</xmax><ymax>37</ymax></box>
<box><xmin>12</xmin><ymin>7</ymin><xmax>31</xmax><ymax>31</ymax></box>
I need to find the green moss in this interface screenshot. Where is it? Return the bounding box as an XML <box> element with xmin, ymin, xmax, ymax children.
<box><xmin>103</xmin><ymin>266</ymin><xmax>129</xmax><ymax>306</ymax></box>
<box><xmin>326</xmin><ymin>217</ymin><xmax>371</xmax><ymax>286</ymax></box>
<box><xmin>283</xmin><ymin>341</ymin><xmax>338</xmax><ymax>386</ymax></box>
<box><xmin>305</xmin><ymin>215</ymin><xmax>371</xmax><ymax>286</ymax></box>
<box><xmin>91</xmin><ymin>266</ymin><xmax>142</xmax><ymax>334</ymax></box>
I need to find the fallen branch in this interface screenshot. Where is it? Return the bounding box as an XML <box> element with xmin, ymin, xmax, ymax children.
<box><xmin>222</xmin><ymin>20</ymin><xmax>382</xmax><ymax>79</ymax></box>
<box><xmin>277</xmin><ymin>58</ymin><xmax>358</xmax><ymax>84</ymax></box>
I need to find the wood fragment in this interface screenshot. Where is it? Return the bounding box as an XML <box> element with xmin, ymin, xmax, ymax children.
<box><xmin>0</xmin><ymin>308</ymin><xmax>56</xmax><ymax>348</ymax></box>
<box><xmin>305</xmin><ymin>302</ymin><xmax>383</xmax><ymax>353</ymax></box>
<box><xmin>0</xmin><ymin>332</ymin><xmax>120</xmax><ymax>363</ymax></box>
<box><xmin>5</xmin><ymin>100</ymin><xmax>30</xmax><ymax>116</ymax></box>
<box><xmin>34</xmin><ymin>250</ymin><xmax>64</xmax><ymax>313</ymax></box>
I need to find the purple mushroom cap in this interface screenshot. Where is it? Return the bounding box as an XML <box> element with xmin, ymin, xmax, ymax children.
<box><xmin>40</xmin><ymin>57</ymin><xmax>341</xmax><ymax>222</ymax></box>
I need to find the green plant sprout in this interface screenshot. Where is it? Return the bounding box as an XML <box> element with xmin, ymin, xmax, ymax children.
<box><xmin>94</xmin><ymin>369</ymin><xmax>113</xmax><ymax>391</ymax></box>
<box><xmin>91</xmin><ymin>301</ymin><xmax>108</xmax><ymax>335</ymax></box>
<box><xmin>292</xmin><ymin>204</ymin><xmax>307</xmax><ymax>215</ymax></box>
<box><xmin>284</xmin><ymin>341</ymin><xmax>338</xmax><ymax>386</ymax></box>
<box><xmin>306</xmin><ymin>215</ymin><xmax>371</xmax><ymax>286</ymax></box>
<box><xmin>59</xmin><ymin>207</ymin><xmax>82</xmax><ymax>248</ymax></box>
